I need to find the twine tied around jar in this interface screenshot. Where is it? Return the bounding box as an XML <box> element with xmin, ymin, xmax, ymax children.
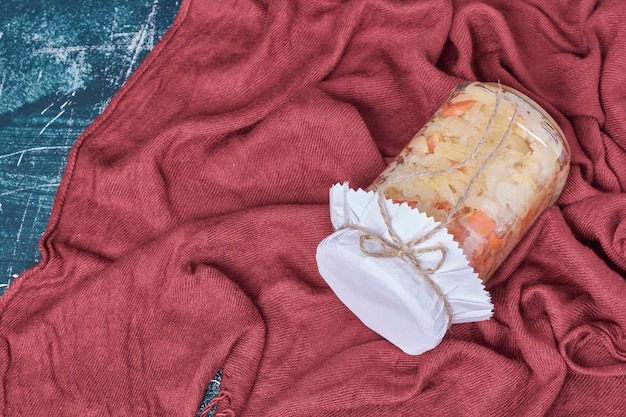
<box><xmin>337</xmin><ymin>85</ymin><xmax>518</xmax><ymax>328</ymax></box>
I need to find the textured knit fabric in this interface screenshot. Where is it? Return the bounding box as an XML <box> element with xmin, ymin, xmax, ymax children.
<box><xmin>1</xmin><ymin>0</ymin><xmax>626</xmax><ymax>415</ymax></box>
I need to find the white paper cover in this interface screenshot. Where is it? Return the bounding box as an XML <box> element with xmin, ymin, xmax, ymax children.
<box><xmin>316</xmin><ymin>182</ymin><xmax>494</xmax><ymax>355</ymax></box>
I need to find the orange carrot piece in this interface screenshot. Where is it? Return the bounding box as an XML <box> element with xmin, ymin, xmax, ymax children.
<box><xmin>392</xmin><ymin>198</ymin><xmax>418</xmax><ymax>209</ymax></box>
<box><xmin>486</xmin><ymin>232</ymin><xmax>504</xmax><ymax>251</ymax></box>
<box><xmin>434</xmin><ymin>200</ymin><xmax>451</xmax><ymax>211</ymax></box>
<box><xmin>426</xmin><ymin>135</ymin><xmax>438</xmax><ymax>154</ymax></box>
<box><xmin>441</xmin><ymin>99</ymin><xmax>476</xmax><ymax>118</ymax></box>
<box><xmin>466</xmin><ymin>209</ymin><xmax>496</xmax><ymax>237</ymax></box>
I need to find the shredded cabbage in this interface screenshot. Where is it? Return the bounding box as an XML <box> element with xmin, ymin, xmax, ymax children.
<box><xmin>372</xmin><ymin>82</ymin><xmax>570</xmax><ymax>281</ymax></box>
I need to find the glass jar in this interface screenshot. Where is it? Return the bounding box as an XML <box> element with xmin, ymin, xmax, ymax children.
<box><xmin>370</xmin><ymin>82</ymin><xmax>570</xmax><ymax>282</ymax></box>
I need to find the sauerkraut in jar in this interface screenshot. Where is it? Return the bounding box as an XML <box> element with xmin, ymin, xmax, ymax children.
<box><xmin>370</xmin><ymin>82</ymin><xmax>570</xmax><ymax>282</ymax></box>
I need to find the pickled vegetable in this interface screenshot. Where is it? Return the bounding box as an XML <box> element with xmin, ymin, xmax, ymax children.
<box><xmin>370</xmin><ymin>82</ymin><xmax>570</xmax><ymax>282</ymax></box>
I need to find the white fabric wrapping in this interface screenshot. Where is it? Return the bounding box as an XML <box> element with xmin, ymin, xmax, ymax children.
<box><xmin>316</xmin><ymin>182</ymin><xmax>494</xmax><ymax>355</ymax></box>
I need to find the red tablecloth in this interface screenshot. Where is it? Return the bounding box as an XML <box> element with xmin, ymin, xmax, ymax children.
<box><xmin>1</xmin><ymin>0</ymin><xmax>625</xmax><ymax>415</ymax></box>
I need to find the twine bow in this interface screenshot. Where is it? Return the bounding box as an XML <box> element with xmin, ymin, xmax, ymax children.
<box><xmin>338</xmin><ymin>192</ymin><xmax>454</xmax><ymax>327</ymax></box>
<box><xmin>337</xmin><ymin>85</ymin><xmax>518</xmax><ymax>329</ymax></box>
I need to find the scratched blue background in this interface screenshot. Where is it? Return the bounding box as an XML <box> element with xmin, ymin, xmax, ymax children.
<box><xmin>0</xmin><ymin>1</ymin><xmax>222</xmax><ymax>414</ymax></box>
<box><xmin>0</xmin><ymin>0</ymin><xmax>179</xmax><ymax>291</ymax></box>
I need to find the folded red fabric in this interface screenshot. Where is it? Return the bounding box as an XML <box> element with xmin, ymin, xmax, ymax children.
<box><xmin>1</xmin><ymin>0</ymin><xmax>625</xmax><ymax>415</ymax></box>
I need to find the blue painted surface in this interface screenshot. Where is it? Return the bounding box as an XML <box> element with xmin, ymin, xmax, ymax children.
<box><xmin>0</xmin><ymin>0</ymin><xmax>180</xmax><ymax>291</ymax></box>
